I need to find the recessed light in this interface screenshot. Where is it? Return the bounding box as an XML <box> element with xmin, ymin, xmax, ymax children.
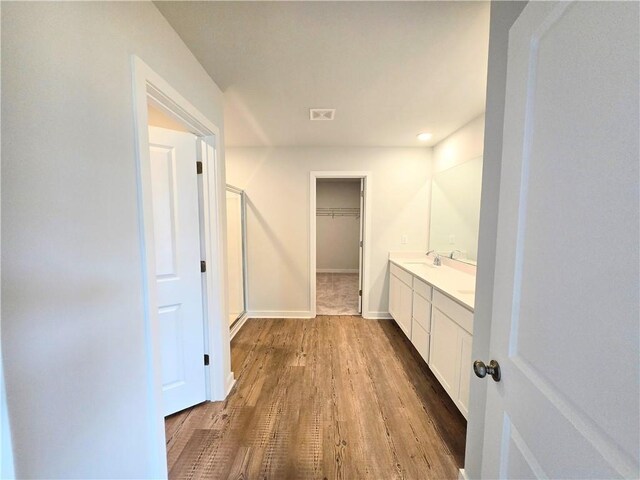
<box><xmin>417</xmin><ymin>132</ymin><xmax>433</xmax><ymax>142</ymax></box>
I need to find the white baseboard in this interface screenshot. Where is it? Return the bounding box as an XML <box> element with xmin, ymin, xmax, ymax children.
<box><xmin>316</xmin><ymin>268</ymin><xmax>359</xmax><ymax>274</ymax></box>
<box><xmin>363</xmin><ymin>311</ymin><xmax>393</xmax><ymax>320</ymax></box>
<box><xmin>247</xmin><ymin>311</ymin><xmax>315</xmax><ymax>319</ymax></box>
<box><xmin>458</xmin><ymin>468</ymin><xmax>469</xmax><ymax>480</ymax></box>
<box><xmin>245</xmin><ymin>311</ymin><xmax>390</xmax><ymax>320</ymax></box>
<box><xmin>230</xmin><ymin>313</ymin><xmax>248</xmax><ymax>340</ymax></box>
<box><xmin>225</xmin><ymin>373</ymin><xmax>236</xmax><ymax>396</ymax></box>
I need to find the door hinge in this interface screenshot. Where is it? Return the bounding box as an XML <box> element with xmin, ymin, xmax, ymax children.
<box><xmin>200</xmin><ymin>261</ymin><xmax>206</xmax><ymax>273</ymax></box>
<box><xmin>196</xmin><ymin>161</ymin><xmax>203</xmax><ymax>174</ymax></box>
<box><xmin>204</xmin><ymin>354</ymin><xmax>210</xmax><ymax>366</ymax></box>
<box><xmin>359</xmin><ymin>289</ymin><xmax>362</xmax><ymax>296</ymax></box>
<box><xmin>360</xmin><ymin>240</ymin><xmax>363</xmax><ymax>247</ymax></box>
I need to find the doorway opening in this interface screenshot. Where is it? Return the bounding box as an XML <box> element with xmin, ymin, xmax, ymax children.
<box><xmin>310</xmin><ymin>172</ymin><xmax>371</xmax><ymax>318</ymax></box>
<box><xmin>132</xmin><ymin>57</ymin><xmax>233</xmax><ymax>476</ymax></box>
<box><xmin>316</xmin><ymin>179</ymin><xmax>362</xmax><ymax>315</ymax></box>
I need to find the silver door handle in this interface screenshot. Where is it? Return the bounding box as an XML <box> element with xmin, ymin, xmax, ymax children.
<box><xmin>473</xmin><ymin>360</ymin><xmax>501</xmax><ymax>382</ymax></box>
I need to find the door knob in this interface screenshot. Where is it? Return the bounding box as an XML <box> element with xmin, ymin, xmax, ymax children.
<box><xmin>473</xmin><ymin>359</ymin><xmax>501</xmax><ymax>382</ymax></box>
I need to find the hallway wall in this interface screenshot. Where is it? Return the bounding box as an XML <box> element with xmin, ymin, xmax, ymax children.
<box><xmin>226</xmin><ymin>147</ymin><xmax>432</xmax><ymax>317</ymax></box>
<box><xmin>2</xmin><ymin>2</ymin><xmax>226</xmax><ymax>478</ymax></box>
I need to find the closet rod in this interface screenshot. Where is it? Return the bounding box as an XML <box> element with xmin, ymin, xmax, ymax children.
<box><xmin>316</xmin><ymin>207</ymin><xmax>360</xmax><ymax>218</ymax></box>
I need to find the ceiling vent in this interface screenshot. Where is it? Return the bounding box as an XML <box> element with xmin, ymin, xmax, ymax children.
<box><xmin>309</xmin><ymin>108</ymin><xmax>335</xmax><ymax>121</ymax></box>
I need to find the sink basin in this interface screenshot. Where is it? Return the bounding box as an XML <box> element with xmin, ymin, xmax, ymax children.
<box><xmin>405</xmin><ymin>261</ymin><xmax>438</xmax><ymax>269</ymax></box>
<box><xmin>457</xmin><ymin>289</ymin><xmax>475</xmax><ymax>295</ymax></box>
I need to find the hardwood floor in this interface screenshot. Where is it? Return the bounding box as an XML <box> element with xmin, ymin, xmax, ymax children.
<box><xmin>166</xmin><ymin>317</ymin><xmax>466</xmax><ymax>479</ymax></box>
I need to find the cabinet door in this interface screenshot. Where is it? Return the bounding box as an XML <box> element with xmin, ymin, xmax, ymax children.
<box><xmin>429</xmin><ymin>307</ymin><xmax>459</xmax><ymax>399</ymax></box>
<box><xmin>389</xmin><ymin>274</ymin><xmax>398</xmax><ymax>318</ymax></box>
<box><xmin>411</xmin><ymin>318</ymin><xmax>430</xmax><ymax>364</ymax></box>
<box><xmin>456</xmin><ymin>329</ymin><xmax>473</xmax><ymax>418</ymax></box>
<box><xmin>396</xmin><ymin>280</ymin><xmax>413</xmax><ymax>338</ymax></box>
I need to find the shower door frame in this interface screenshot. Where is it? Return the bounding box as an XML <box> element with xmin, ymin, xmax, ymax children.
<box><xmin>226</xmin><ymin>184</ymin><xmax>249</xmax><ymax>334</ymax></box>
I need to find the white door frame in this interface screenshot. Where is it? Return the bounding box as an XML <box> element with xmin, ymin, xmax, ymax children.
<box><xmin>309</xmin><ymin>171</ymin><xmax>372</xmax><ymax>318</ymax></box>
<box><xmin>131</xmin><ymin>56</ymin><xmax>233</xmax><ymax>477</ymax></box>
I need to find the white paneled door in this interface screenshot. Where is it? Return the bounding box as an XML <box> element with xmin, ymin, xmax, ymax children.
<box><xmin>480</xmin><ymin>2</ymin><xmax>639</xmax><ymax>479</ymax></box>
<box><xmin>148</xmin><ymin>126</ymin><xmax>207</xmax><ymax>416</ymax></box>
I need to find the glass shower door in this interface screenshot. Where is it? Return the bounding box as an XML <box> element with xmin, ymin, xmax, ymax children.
<box><xmin>226</xmin><ymin>186</ymin><xmax>247</xmax><ymax>327</ymax></box>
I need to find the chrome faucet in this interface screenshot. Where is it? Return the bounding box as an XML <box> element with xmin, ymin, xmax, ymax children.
<box><xmin>426</xmin><ymin>250</ymin><xmax>442</xmax><ymax>266</ymax></box>
<box><xmin>449</xmin><ymin>249</ymin><xmax>462</xmax><ymax>260</ymax></box>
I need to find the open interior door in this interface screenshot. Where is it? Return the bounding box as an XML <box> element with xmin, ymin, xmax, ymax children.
<box><xmin>149</xmin><ymin>126</ymin><xmax>207</xmax><ymax>416</ymax></box>
<box><xmin>478</xmin><ymin>2</ymin><xmax>639</xmax><ymax>478</ymax></box>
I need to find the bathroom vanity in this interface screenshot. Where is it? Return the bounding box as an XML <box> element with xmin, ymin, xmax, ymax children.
<box><xmin>388</xmin><ymin>154</ymin><xmax>483</xmax><ymax>418</ymax></box>
<box><xmin>388</xmin><ymin>255</ymin><xmax>475</xmax><ymax>418</ymax></box>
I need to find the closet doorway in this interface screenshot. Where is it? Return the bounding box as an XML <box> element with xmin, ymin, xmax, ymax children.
<box><xmin>310</xmin><ymin>172</ymin><xmax>371</xmax><ymax>317</ymax></box>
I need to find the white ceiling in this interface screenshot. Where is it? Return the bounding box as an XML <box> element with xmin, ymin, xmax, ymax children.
<box><xmin>156</xmin><ymin>1</ymin><xmax>490</xmax><ymax>147</ymax></box>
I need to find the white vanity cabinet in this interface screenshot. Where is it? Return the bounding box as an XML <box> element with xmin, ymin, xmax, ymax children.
<box><xmin>430</xmin><ymin>291</ymin><xmax>473</xmax><ymax>417</ymax></box>
<box><xmin>429</xmin><ymin>308</ymin><xmax>460</xmax><ymax>394</ymax></box>
<box><xmin>388</xmin><ymin>260</ymin><xmax>474</xmax><ymax>419</ymax></box>
<box><xmin>389</xmin><ymin>264</ymin><xmax>413</xmax><ymax>337</ymax></box>
<box><xmin>410</xmin><ymin>278</ymin><xmax>432</xmax><ymax>364</ymax></box>
<box><xmin>457</xmin><ymin>329</ymin><xmax>473</xmax><ymax>417</ymax></box>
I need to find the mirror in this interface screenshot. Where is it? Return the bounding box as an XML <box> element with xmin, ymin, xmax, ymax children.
<box><xmin>226</xmin><ymin>186</ymin><xmax>247</xmax><ymax>327</ymax></box>
<box><xmin>429</xmin><ymin>156</ymin><xmax>483</xmax><ymax>265</ymax></box>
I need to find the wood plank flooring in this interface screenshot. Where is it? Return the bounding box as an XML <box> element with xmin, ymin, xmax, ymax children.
<box><xmin>166</xmin><ymin>317</ymin><xmax>466</xmax><ymax>479</ymax></box>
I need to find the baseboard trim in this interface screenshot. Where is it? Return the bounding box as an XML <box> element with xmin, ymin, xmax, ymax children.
<box><xmin>230</xmin><ymin>313</ymin><xmax>248</xmax><ymax>340</ymax></box>
<box><xmin>458</xmin><ymin>468</ymin><xmax>469</xmax><ymax>480</ymax></box>
<box><xmin>247</xmin><ymin>311</ymin><xmax>315</xmax><ymax>319</ymax></box>
<box><xmin>225</xmin><ymin>373</ymin><xmax>236</xmax><ymax>396</ymax></box>
<box><xmin>316</xmin><ymin>268</ymin><xmax>359</xmax><ymax>274</ymax></box>
<box><xmin>245</xmin><ymin>311</ymin><xmax>391</xmax><ymax>320</ymax></box>
<box><xmin>363</xmin><ymin>311</ymin><xmax>393</xmax><ymax>320</ymax></box>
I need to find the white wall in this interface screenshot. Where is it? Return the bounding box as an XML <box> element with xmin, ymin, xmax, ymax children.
<box><xmin>463</xmin><ymin>2</ymin><xmax>528</xmax><ymax>479</ymax></box>
<box><xmin>2</xmin><ymin>2</ymin><xmax>225</xmax><ymax>478</ymax></box>
<box><xmin>0</xmin><ymin>4</ymin><xmax>13</xmax><ymax>475</ymax></box>
<box><xmin>0</xmin><ymin>371</ymin><xmax>12</xmax><ymax>480</ymax></box>
<box><xmin>316</xmin><ymin>180</ymin><xmax>361</xmax><ymax>272</ymax></box>
<box><xmin>226</xmin><ymin>147</ymin><xmax>431</xmax><ymax>317</ymax></box>
<box><xmin>0</xmin><ymin>4</ymin><xmax>10</xmax><ymax>477</ymax></box>
<box><xmin>148</xmin><ymin>103</ymin><xmax>189</xmax><ymax>132</ymax></box>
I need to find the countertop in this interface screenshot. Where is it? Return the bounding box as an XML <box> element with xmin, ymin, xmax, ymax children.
<box><xmin>389</xmin><ymin>255</ymin><xmax>476</xmax><ymax>311</ymax></box>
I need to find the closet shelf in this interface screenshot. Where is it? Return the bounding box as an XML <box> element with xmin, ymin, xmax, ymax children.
<box><xmin>316</xmin><ymin>207</ymin><xmax>360</xmax><ymax>219</ymax></box>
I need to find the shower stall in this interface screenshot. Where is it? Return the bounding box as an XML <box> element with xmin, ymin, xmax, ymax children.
<box><xmin>226</xmin><ymin>185</ymin><xmax>247</xmax><ymax>332</ymax></box>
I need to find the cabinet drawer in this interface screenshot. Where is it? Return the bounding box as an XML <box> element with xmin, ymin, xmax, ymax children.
<box><xmin>433</xmin><ymin>290</ymin><xmax>473</xmax><ymax>334</ymax></box>
<box><xmin>390</xmin><ymin>263</ymin><xmax>413</xmax><ymax>287</ymax></box>
<box><xmin>412</xmin><ymin>291</ymin><xmax>431</xmax><ymax>332</ymax></box>
<box><xmin>411</xmin><ymin>319</ymin><xmax>430</xmax><ymax>364</ymax></box>
<box><xmin>413</xmin><ymin>277</ymin><xmax>432</xmax><ymax>300</ymax></box>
